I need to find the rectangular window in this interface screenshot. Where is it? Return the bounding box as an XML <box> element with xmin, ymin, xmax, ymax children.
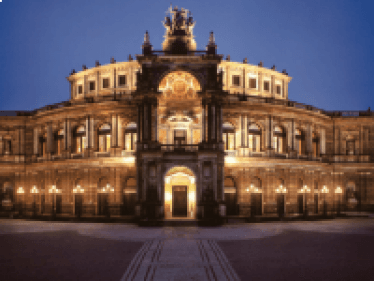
<box><xmin>264</xmin><ymin>81</ymin><xmax>270</xmax><ymax>91</ymax></box>
<box><xmin>78</xmin><ymin>85</ymin><xmax>83</xmax><ymax>94</ymax></box>
<box><xmin>232</xmin><ymin>75</ymin><xmax>240</xmax><ymax>86</ymax></box>
<box><xmin>106</xmin><ymin>135</ymin><xmax>111</xmax><ymax>151</ymax></box>
<box><xmin>276</xmin><ymin>85</ymin><xmax>281</xmax><ymax>95</ymax></box>
<box><xmin>119</xmin><ymin>75</ymin><xmax>127</xmax><ymax>86</ymax></box>
<box><xmin>248</xmin><ymin>135</ymin><xmax>253</xmax><ymax>151</ymax></box>
<box><xmin>89</xmin><ymin>81</ymin><xmax>95</xmax><ymax>91</ymax></box>
<box><xmin>249</xmin><ymin>78</ymin><xmax>256</xmax><ymax>89</ymax></box>
<box><xmin>103</xmin><ymin>78</ymin><xmax>110</xmax><ymax>89</ymax></box>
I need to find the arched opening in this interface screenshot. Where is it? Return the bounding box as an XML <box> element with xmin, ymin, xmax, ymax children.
<box><xmin>54</xmin><ymin>178</ymin><xmax>63</xmax><ymax>215</ymax></box>
<box><xmin>73</xmin><ymin>178</ymin><xmax>84</xmax><ymax>217</ymax></box>
<box><xmin>158</xmin><ymin>71</ymin><xmax>202</xmax><ymax>150</ymax></box>
<box><xmin>164</xmin><ymin>166</ymin><xmax>196</xmax><ymax>219</ymax></box>
<box><xmin>312</xmin><ymin>132</ymin><xmax>320</xmax><ymax>157</ymax></box>
<box><xmin>1</xmin><ymin>181</ymin><xmax>14</xmax><ymax>211</ymax></box>
<box><xmin>97</xmin><ymin>177</ymin><xmax>110</xmax><ymax>216</ymax></box>
<box><xmin>276</xmin><ymin>178</ymin><xmax>286</xmax><ymax>217</ymax></box>
<box><xmin>224</xmin><ymin>177</ymin><xmax>237</xmax><ymax>216</ymax></box>
<box><xmin>223</xmin><ymin>123</ymin><xmax>235</xmax><ymax>151</ymax></box>
<box><xmin>74</xmin><ymin>125</ymin><xmax>86</xmax><ymax>154</ymax></box>
<box><xmin>98</xmin><ymin>124</ymin><xmax>111</xmax><ymax>152</ymax></box>
<box><xmin>250</xmin><ymin>177</ymin><xmax>262</xmax><ymax>216</ymax></box>
<box><xmin>345</xmin><ymin>181</ymin><xmax>357</xmax><ymax>210</ymax></box>
<box><xmin>248</xmin><ymin>123</ymin><xmax>261</xmax><ymax>152</ymax></box>
<box><xmin>273</xmin><ymin>125</ymin><xmax>286</xmax><ymax>153</ymax></box>
<box><xmin>122</xmin><ymin>177</ymin><xmax>137</xmax><ymax>215</ymax></box>
<box><xmin>54</xmin><ymin>128</ymin><xmax>64</xmax><ymax>156</ymax></box>
<box><xmin>297</xmin><ymin>178</ymin><xmax>304</xmax><ymax>214</ymax></box>
<box><xmin>124</xmin><ymin>123</ymin><xmax>137</xmax><ymax>151</ymax></box>
<box><xmin>295</xmin><ymin>129</ymin><xmax>305</xmax><ymax>156</ymax></box>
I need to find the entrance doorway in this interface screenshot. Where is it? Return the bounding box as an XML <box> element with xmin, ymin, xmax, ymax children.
<box><xmin>164</xmin><ymin>167</ymin><xmax>196</xmax><ymax>219</ymax></box>
<box><xmin>74</xmin><ymin>194</ymin><xmax>83</xmax><ymax>217</ymax></box>
<box><xmin>251</xmin><ymin>193</ymin><xmax>262</xmax><ymax>216</ymax></box>
<box><xmin>172</xmin><ymin>186</ymin><xmax>187</xmax><ymax>217</ymax></box>
<box><xmin>97</xmin><ymin>193</ymin><xmax>108</xmax><ymax>216</ymax></box>
<box><xmin>277</xmin><ymin>194</ymin><xmax>285</xmax><ymax>217</ymax></box>
<box><xmin>123</xmin><ymin>192</ymin><xmax>136</xmax><ymax>215</ymax></box>
<box><xmin>298</xmin><ymin>194</ymin><xmax>304</xmax><ymax>214</ymax></box>
<box><xmin>55</xmin><ymin>194</ymin><xmax>62</xmax><ymax>214</ymax></box>
<box><xmin>314</xmin><ymin>194</ymin><xmax>318</xmax><ymax>214</ymax></box>
<box><xmin>225</xmin><ymin>193</ymin><xmax>237</xmax><ymax>216</ymax></box>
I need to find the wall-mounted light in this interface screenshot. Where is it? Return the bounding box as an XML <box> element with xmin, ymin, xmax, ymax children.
<box><xmin>73</xmin><ymin>184</ymin><xmax>85</xmax><ymax>194</ymax></box>
<box><xmin>335</xmin><ymin>186</ymin><xmax>342</xmax><ymax>194</ymax></box>
<box><xmin>321</xmin><ymin>185</ymin><xmax>329</xmax><ymax>194</ymax></box>
<box><xmin>17</xmin><ymin>187</ymin><xmax>25</xmax><ymax>194</ymax></box>
<box><xmin>30</xmin><ymin>186</ymin><xmax>39</xmax><ymax>194</ymax></box>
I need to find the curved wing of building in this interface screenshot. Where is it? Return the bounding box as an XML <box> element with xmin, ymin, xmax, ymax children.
<box><xmin>0</xmin><ymin>6</ymin><xmax>373</xmax><ymax>222</ymax></box>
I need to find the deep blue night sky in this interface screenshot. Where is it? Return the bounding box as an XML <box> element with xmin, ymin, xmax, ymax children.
<box><xmin>1</xmin><ymin>0</ymin><xmax>373</xmax><ymax>111</ymax></box>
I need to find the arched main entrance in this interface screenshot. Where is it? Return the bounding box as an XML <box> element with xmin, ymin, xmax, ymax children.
<box><xmin>164</xmin><ymin>166</ymin><xmax>196</xmax><ymax>219</ymax></box>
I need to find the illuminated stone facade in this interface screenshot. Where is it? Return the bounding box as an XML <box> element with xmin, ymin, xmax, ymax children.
<box><xmin>1</xmin><ymin>6</ymin><xmax>373</xmax><ymax>222</ymax></box>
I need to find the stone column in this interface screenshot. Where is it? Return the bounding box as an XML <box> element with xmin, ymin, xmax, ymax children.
<box><xmin>111</xmin><ymin>115</ymin><xmax>118</xmax><ymax>147</ymax></box>
<box><xmin>83</xmin><ymin>75</ymin><xmax>87</xmax><ymax>97</ymax></box>
<box><xmin>96</xmin><ymin>71</ymin><xmax>100</xmax><ymax>97</ymax></box>
<box><xmin>320</xmin><ymin>128</ymin><xmax>326</xmax><ymax>155</ymax></box>
<box><xmin>258</xmin><ymin>72</ymin><xmax>263</xmax><ymax>93</ymax></box>
<box><xmin>33</xmin><ymin>127</ymin><xmax>39</xmax><ymax>155</ymax></box>
<box><xmin>211</xmin><ymin>104</ymin><xmax>216</xmax><ymax>141</ymax></box>
<box><xmin>0</xmin><ymin>136</ymin><xmax>3</xmax><ymax>155</ymax></box>
<box><xmin>271</xmin><ymin>75</ymin><xmax>275</xmax><ymax>98</ymax></box>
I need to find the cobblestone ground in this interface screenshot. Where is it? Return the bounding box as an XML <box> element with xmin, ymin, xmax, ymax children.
<box><xmin>0</xmin><ymin>218</ymin><xmax>373</xmax><ymax>280</ymax></box>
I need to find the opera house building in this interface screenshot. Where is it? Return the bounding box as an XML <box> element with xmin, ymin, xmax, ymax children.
<box><xmin>1</xmin><ymin>7</ymin><xmax>373</xmax><ymax>223</ymax></box>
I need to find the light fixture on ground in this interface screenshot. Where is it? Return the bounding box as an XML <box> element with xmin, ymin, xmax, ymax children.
<box><xmin>16</xmin><ymin>187</ymin><xmax>25</xmax><ymax>216</ymax></box>
<box><xmin>299</xmin><ymin>185</ymin><xmax>311</xmax><ymax>217</ymax></box>
<box><xmin>275</xmin><ymin>185</ymin><xmax>287</xmax><ymax>217</ymax></box>
<box><xmin>321</xmin><ymin>185</ymin><xmax>329</xmax><ymax>216</ymax></box>
<box><xmin>49</xmin><ymin>185</ymin><xmax>61</xmax><ymax>217</ymax></box>
<box><xmin>30</xmin><ymin>185</ymin><xmax>39</xmax><ymax>217</ymax></box>
<box><xmin>73</xmin><ymin>184</ymin><xmax>85</xmax><ymax>217</ymax></box>
<box><xmin>335</xmin><ymin>186</ymin><xmax>343</xmax><ymax>216</ymax></box>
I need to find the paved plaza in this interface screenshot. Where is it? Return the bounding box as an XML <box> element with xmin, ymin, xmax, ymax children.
<box><xmin>1</xmin><ymin>218</ymin><xmax>374</xmax><ymax>280</ymax></box>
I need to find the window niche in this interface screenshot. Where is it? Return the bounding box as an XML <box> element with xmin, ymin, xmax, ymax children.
<box><xmin>119</xmin><ymin>75</ymin><xmax>127</xmax><ymax>86</ymax></box>
<box><xmin>89</xmin><ymin>81</ymin><xmax>95</xmax><ymax>91</ymax></box>
<box><xmin>102</xmin><ymin>78</ymin><xmax>110</xmax><ymax>89</ymax></box>
<box><xmin>264</xmin><ymin>81</ymin><xmax>270</xmax><ymax>92</ymax></box>
<box><xmin>249</xmin><ymin>78</ymin><xmax>257</xmax><ymax>89</ymax></box>
<box><xmin>232</xmin><ymin>75</ymin><xmax>240</xmax><ymax>86</ymax></box>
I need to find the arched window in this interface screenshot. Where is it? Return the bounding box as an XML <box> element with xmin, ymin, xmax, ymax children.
<box><xmin>295</xmin><ymin>129</ymin><xmax>305</xmax><ymax>155</ymax></box>
<box><xmin>252</xmin><ymin>177</ymin><xmax>262</xmax><ymax>190</ymax></box>
<box><xmin>248</xmin><ymin>123</ymin><xmax>261</xmax><ymax>152</ymax></box>
<box><xmin>39</xmin><ymin>133</ymin><xmax>47</xmax><ymax>157</ymax></box>
<box><xmin>298</xmin><ymin>178</ymin><xmax>304</xmax><ymax>189</ymax></box>
<box><xmin>74</xmin><ymin>126</ymin><xmax>86</xmax><ymax>154</ymax></box>
<box><xmin>312</xmin><ymin>132</ymin><xmax>319</xmax><ymax>157</ymax></box>
<box><xmin>223</xmin><ymin>122</ymin><xmax>235</xmax><ymax>150</ymax></box>
<box><xmin>346</xmin><ymin>136</ymin><xmax>355</xmax><ymax>155</ymax></box>
<box><xmin>3</xmin><ymin>137</ymin><xmax>12</xmax><ymax>155</ymax></box>
<box><xmin>55</xmin><ymin>129</ymin><xmax>64</xmax><ymax>156</ymax></box>
<box><xmin>273</xmin><ymin>126</ymin><xmax>285</xmax><ymax>153</ymax></box>
<box><xmin>125</xmin><ymin>123</ymin><xmax>137</xmax><ymax>151</ymax></box>
<box><xmin>98</xmin><ymin>124</ymin><xmax>111</xmax><ymax>152</ymax></box>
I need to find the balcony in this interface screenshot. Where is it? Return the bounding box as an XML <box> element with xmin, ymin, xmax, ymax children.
<box><xmin>160</xmin><ymin>144</ymin><xmax>199</xmax><ymax>152</ymax></box>
<box><xmin>331</xmin><ymin>155</ymin><xmax>371</xmax><ymax>163</ymax></box>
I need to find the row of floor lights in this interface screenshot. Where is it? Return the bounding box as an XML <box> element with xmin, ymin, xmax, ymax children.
<box><xmin>243</xmin><ymin>184</ymin><xmax>343</xmax><ymax>216</ymax></box>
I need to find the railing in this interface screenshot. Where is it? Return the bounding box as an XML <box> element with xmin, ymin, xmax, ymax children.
<box><xmin>160</xmin><ymin>144</ymin><xmax>199</xmax><ymax>152</ymax></box>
